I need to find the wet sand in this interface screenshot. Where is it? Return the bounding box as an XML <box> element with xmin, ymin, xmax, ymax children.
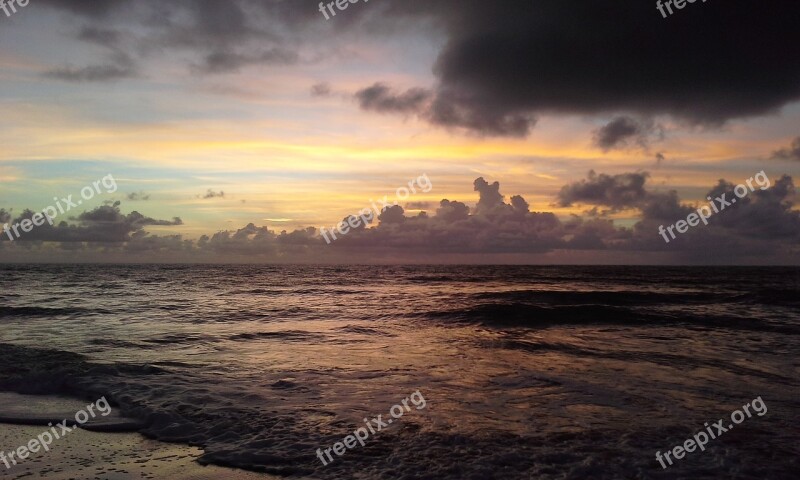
<box><xmin>0</xmin><ymin>392</ymin><xmax>277</xmax><ymax>480</ymax></box>
<box><xmin>0</xmin><ymin>424</ymin><xmax>277</xmax><ymax>480</ymax></box>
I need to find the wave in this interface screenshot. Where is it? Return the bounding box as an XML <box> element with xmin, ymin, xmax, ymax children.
<box><xmin>490</xmin><ymin>339</ymin><xmax>795</xmax><ymax>384</ymax></box>
<box><xmin>228</xmin><ymin>288</ymin><xmax>284</xmax><ymax>295</ymax></box>
<box><xmin>228</xmin><ymin>330</ymin><xmax>325</xmax><ymax>342</ymax></box>
<box><xmin>291</xmin><ymin>288</ymin><xmax>369</xmax><ymax>295</ymax></box>
<box><xmin>0</xmin><ymin>343</ymin><xmax>164</xmax><ymax>397</ymax></box>
<box><xmin>405</xmin><ymin>275</ymin><xmax>460</xmax><ymax>283</ymax></box>
<box><xmin>736</xmin><ymin>288</ymin><xmax>800</xmax><ymax>307</ymax></box>
<box><xmin>143</xmin><ymin>333</ymin><xmax>218</xmax><ymax>345</ymax></box>
<box><xmin>469</xmin><ymin>290</ymin><xmax>721</xmax><ymax>306</ymax></box>
<box><xmin>0</xmin><ymin>343</ymin><xmax>329</xmax><ymax>476</ymax></box>
<box><xmin>428</xmin><ymin>303</ymin><xmax>653</xmax><ymax>327</ymax></box>
<box><xmin>334</xmin><ymin>325</ymin><xmax>397</xmax><ymax>336</ymax></box>
<box><xmin>0</xmin><ymin>306</ymin><xmax>97</xmax><ymax>318</ymax></box>
<box><xmin>428</xmin><ymin>302</ymin><xmax>800</xmax><ymax>333</ymax></box>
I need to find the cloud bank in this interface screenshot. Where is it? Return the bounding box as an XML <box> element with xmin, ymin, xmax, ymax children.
<box><xmin>2</xmin><ymin>174</ymin><xmax>797</xmax><ymax>264</ymax></box>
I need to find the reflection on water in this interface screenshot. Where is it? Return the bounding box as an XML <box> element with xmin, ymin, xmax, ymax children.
<box><xmin>0</xmin><ymin>265</ymin><xmax>797</xmax><ymax>478</ymax></box>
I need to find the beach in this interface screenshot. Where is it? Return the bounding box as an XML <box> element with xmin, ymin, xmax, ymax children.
<box><xmin>0</xmin><ymin>423</ymin><xmax>274</xmax><ymax>479</ymax></box>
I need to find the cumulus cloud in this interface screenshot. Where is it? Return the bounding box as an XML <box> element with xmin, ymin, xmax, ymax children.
<box><xmin>473</xmin><ymin>177</ymin><xmax>506</xmax><ymax>214</ymax></box>
<box><xmin>1</xmin><ymin>204</ymin><xmax>181</xmax><ymax>244</ymax></box>
<box><xmin>378</xmin><ymin>205</ymin><xmax>406</xmax><ymax>224</ymax></box>
<box><xmin>435</xmin><ymin>199</ymin><xmax>470</xmax><ymax>223</ymax></box>
<box><xmin>198</xmin><ymin>223</ymin><xmax>277</xmax><ymax>255</ymax></box>
<box><xmin>2</xmin><ymin>175</ymin><xmax>798</xmax><ymax>263</ymax></box>
<box><xmin>639</xmin><ymin>191</ymin><xmax>694</xmax><ymax>221</ymax></box>
<box><xmin>557</xmin><ymin>171</ymin><xmax>650</xmax><ymax>212</ymax></box>
<box><xmin>701</xmin><ymin>175</ymin><xmax>799</xmax><ymax>238</ymax></box>
<box><xmin>510</xmin><ymin>195</ymin><xmax>530</xmax><ymax>215</ymax></box>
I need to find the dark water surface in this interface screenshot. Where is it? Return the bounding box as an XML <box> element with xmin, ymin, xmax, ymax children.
<box><xmin>1</xmin><ymin>265</ymin><xmax>798</xmax><ymax>479</ymax></box>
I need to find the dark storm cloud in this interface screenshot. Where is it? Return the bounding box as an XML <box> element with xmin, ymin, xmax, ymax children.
<box><xmin>353</xmin><ymin>84</ymin><xmax>535</xmax><ymax>137</ymax></box>
<box><xmin>366</xmin><ymin>0</ymin><xmax>800</xmax><ymax>135</ymax></box>
<box><xmin>593</xmin><ymin>116</ymin><xmax>663</xmax><ymax>152</ymax></box>
<box><xmin>557</xmin><ymin>171</ymin><xmax>650</xmax><ymax>212</ymax></box>
<box><xmin>771</xmin><ymin>137</ymin><xmax>800</xmax><ymax>161</ymax></box>
<box><xmin>39</xmin><ymin>0</ymin><xmax>800</xmax><ymax>130</ymax></box>
<box><xmin>427</xmin><ymin>94</ymin><xmax>535</xmax><ymax>137</ymax></box>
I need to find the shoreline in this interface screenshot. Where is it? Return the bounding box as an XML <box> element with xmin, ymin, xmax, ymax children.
<box><xmin>0</xmin><ymin>423</ymin><xmax>277</xmax><ymax>480</ymax></box>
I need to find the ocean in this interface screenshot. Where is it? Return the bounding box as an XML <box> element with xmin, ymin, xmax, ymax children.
<box><xmin>0</xmin><ymin>265</ymin><xmax>798</xmax><ymax>479</ymax></box>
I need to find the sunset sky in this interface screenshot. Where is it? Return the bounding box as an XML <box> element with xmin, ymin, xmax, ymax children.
<box><xmin>1</xmin><ymin>0</ymin><xmax>798</xmax><ymax>263</ymax></box>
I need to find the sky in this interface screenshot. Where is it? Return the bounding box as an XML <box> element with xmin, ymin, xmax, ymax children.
<box><xmin>0</xmin><ymin>0</ymin><xmax>798</xmax><ymax>264</ymax></box>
